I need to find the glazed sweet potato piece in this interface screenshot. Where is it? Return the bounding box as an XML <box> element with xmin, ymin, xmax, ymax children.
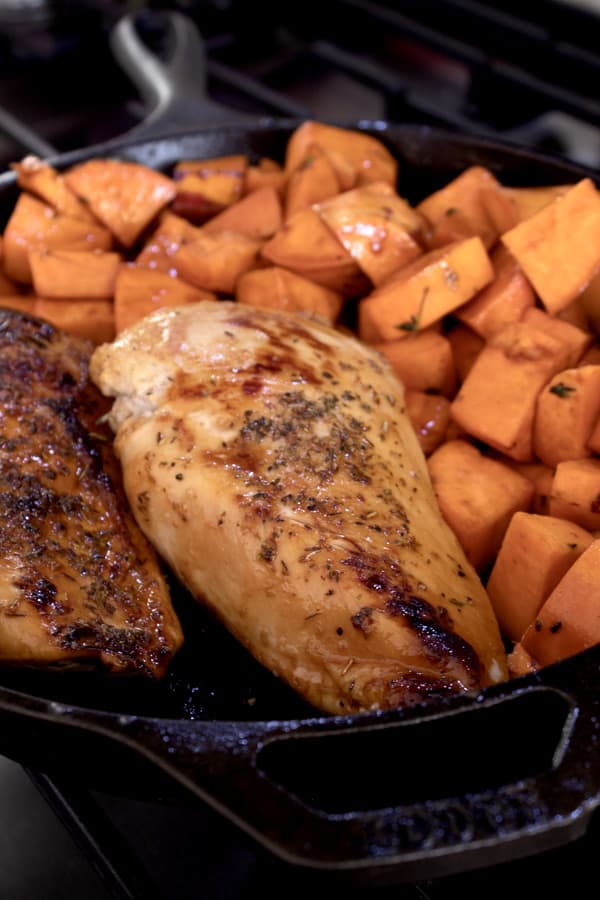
<box><xmin>171</xmin><ymin>154</ymin><xmax>247</xmax><ymax>223</ymax></box>
<box><xmin>236</xmin><ymin>266</ymin><xmax>343</xmax><ymax>324</ymax></box>
<box><xmin>284</xmin><ymin>143</ymin><xmax>341</xmax><ymax>218</ymax></box>
<box><xmin>3</xmin><ymin>194</ymin><xmax>112</xmax><ymax>284</ymax></box>
<box><xmin>29</xmin><ymin>249</ymin><xmax>122</xmax><ymax>300</ymax></box>
<box><xmin>404</xmin><ymin>391</ymin><xmax>451</xmax><ymax>456</ymax></box>
<box><xmin>450</xmin><ymin>322</ymin><xmax>571</xmax><ymax>461</ymax></box>
<box><xmin>114</xmin><ymin>267</ymin><xmax>216</xmax><ymax>334</ymax></box>
<box><xmin>135</xmin><ymin>211</ymin><xmax>199</xmax><ymax>275</ymax></box>
<box><xmin>521</xmin><ymin>539</ymin><xmax>600</xmax><ymax>665</ymax></box>
<box><xmin>203</xmin><ymin>186</ymin><xmax>282</xmax><ymax>240</ymax></box>
<box><xmin>580</xmin><ymin>271</ymin><xmax>600</xmax><ymax>335</ymax></box>
<box><xmin>534</xmin><ymin>365</ymin><xmax>600</xmax><ymax>466</ymax></box>
<box><xmin>12</xmin><ymin>157</ymin><xmax>96</xmax><ymax>223</ymax></box>
<box><xmin>285</xmin><ymin>121</ymin><xmax>398</xmax><ymax>188</ymax></box>
<box><xmin>486</xmin><ymin>512</ymin><xmax>593</xmax><ymax>642</ymax></box>
<box><xmin>261</xmin><ymin>207</ymin><xmax>368</xmax><ymax>296</ymax></box>
<box><xmin>549</xmin><ymin>458</ymin><xmax>600</xmax><ymax>531</ymax></box>
<box><xmin>522</xmin><ymin>307</ymin><xmax>592</xmax><ymax>367</ymax></box>
<box><xmin>502</xmin><ymin>184</ymin><xmax>570</xmax><ymax>222</ymax></box>
<box><xmin>34</xmin><ymin>298</ymin><xmax>115</xmax><ymax>344</ymax></box>
<box><xmin>245</xmin><ymin>157</ymin><xmax>287</xmax><ymax>196</ymax></box>
<box><xmin>316</xmin><ymin>182</ymin><xmax>424</xmax><ymax>286</ymax></box>
<box><xmin>174</xmin><ymin>230</ymin><xmax>262</xmax><ymax>294</ymax></box>
<box><xmin>375</xmin><ymin>329</ymin><xmax>456</xmax><ymax>397</ymax></box>
<box><xmin>0</xmin><ymin>295</ymin><xmax>37</xmax><ymax>315</ymax></box>
<box><xmin>456</xmin><ymin>244</ymin><xmax>535</xmax><ymax>338</ymax></box>
<box><xmin>358</xmin><ymin>237</ymin><xmax>493</xmax><ymax>342</ymax></box>
<box><xmin>64</xmin><ymin>159</ymin><xmax>176</xmax><ymax>247</ymax></box>
<box><xmin>417</xmin><ymin>166</ymin><xmax>509</xmax><ymax>250</ymax></box>
<box><xmin>427</xmin><ymin>439</ymin><xmax>534</xmax><ymax>572</ymax></box>
<box><xmin>509</xmin><ymin>461</ymin><xmax>555</xmax><ymax>516</ymax></box>
<box><xmin>502</xmin><ymin>178</ymin><xmax>600</xmax><ymax>314</ymax></box>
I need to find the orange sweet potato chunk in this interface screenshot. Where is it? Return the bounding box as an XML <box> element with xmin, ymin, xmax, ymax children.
<box><xmin>549</xmin><ymin>458</ymin><xmax>600</xmax><ymax>531</ymax></box>
<box><xmin>284</xmin><ymin>143</ymin><xmax>341</xmax><ymax>218</ymax></box>
<box><xmin>521</xmin><ymin>539</ymin><xmax>600</xmax><ymax>665</ymax></box>
<box><xmin>455</xmin><ymin>244</ymin><xmax>535</xmax><ymax>338</ymax></box>
<box><xmin>34</xmin><ymin>298</ymin><xmax>115</xmax><ymax>344</ymax></box>
<box><xmin>446</xmin><ymin>323</ymin><xmax>484</xmax><ymax>383</ymax></box>
<box><xmin>357</xmin><ymin>237</ymin><xmax>493</xmax><ymax>343</ymax></box>
<box><xmin>450</xmin><ymin>322</ymin><xmax>571</xmax><ymax>461</ymax></box>
<box><xmin>203</xmin><ymin>186</ymin><xmax>282</xmax><ymax>240</ymax></box>
<box><xmin>114</xmin><ymin>267</ymin><xmax>216</xmax><ymax>334</ymax></box>
<box><xmin>404</xmin><ymin>391</ymin><xmax>451</xmax><ymax>456</ymax></box>
<box><xmin>12</xmin><ymin>157</ymin><xmax>96</xmax><ymax>223</ymax></box>
<box><xmin>261</xmin><ymin>207</ymin><xmax>367</xmax><ymax>297</ymax></box>
<box><xmin>375</xmin><ymin>330</ymin><xmax>456</xmax><ymax>397</ymax></box>
<box><xmin>522</xmin><ymin>307</ymin><xmax>592</xmax><ymax>367</ymax></box>
<box><xmin>171</xmin><ymin>154</ymin><xmax>247</xmax><ymax>223</ymax></box>
<box><xmin>486</xmin><ymin>512</ymin><xmax>593</xmax><ymax>642</ymax></box>
<box><xmin>427</xmin><ymin>439</ymin><xmax>534</xmax><ymax>572</ymax></box>
<box><xmin>534</xmin><ymin>365</ymin><xmax>600</xmax><ymax>467</ymax></box>
<box><xmin>0</xmin><ymin>295</ymin><xmax>37</xmax><ymax>315</ymax></box>
<box><xmin>135</xmin><ymin>211</ymin><xmax>199</xmax><ymax>275</ymax></box>
<box><xmin>502</xmin><ymin>184</ymin><xmax>570</xmax><ymax>222</ymax></box>
<box><xmin>316</xmin><ymin>182</ymin><xmax>424</xmax><ymax>286</ymax></box>
<box><xmin>285</xmin><ymin>121</ymin><xmax>398</xmax><ymax>188</ymax></box>
<box><xmin>417</xmin><ymin>166</ymin><xmax>509</xmax><ymax>250</ymax></box>
<box><xmin>64</xmin><ymin>159</ymin><xmax>176</xmax><ymax>247</ymax></box>
<box><xmin>245</xmin><ymin>157</ymin><xmax>287</xmax><ymax>196</ymax></box>
<box><xmin>3</xmin><ymin>194</ymin><xmax>112</xmax><ymax>284</ymax></box>
<box><xmin>236</xmin><ymin>266</ymin><xmax>343</xmax><ymax>324</ymax></box>
<box><xmin>174</xmin><ymin>230</ymin><xmax>262</xmax><ymax>294</ymax></box>
<box><xmin>509</xmin><ymin>461</ymin><xmax>554</xmax><ymax>516</ymax></box>
<box><xmin>29</xmin><ymin>249</ymin><xmax>122</xmax><ymax>300</ymax></box>
<box><xmin>501</xmin><ymin>178</ymin><xmax>600</xmax><ymax>314</ymax></box>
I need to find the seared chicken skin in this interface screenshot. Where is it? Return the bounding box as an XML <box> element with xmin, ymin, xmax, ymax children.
<box><xmin>91</xmin><ymin>301</ymin><xmax>507</xmax><ymax>712</ymax></box>
<box><xmin>0</xmin><ymin>308</ymin><xmax>182</xmax><ymax>675</ymax></box>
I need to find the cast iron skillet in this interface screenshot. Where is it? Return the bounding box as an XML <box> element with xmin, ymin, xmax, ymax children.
<box><xmin>0</xmin><ymin>11</ymin><xmax>599</xmax><ymax>886</ymax></box>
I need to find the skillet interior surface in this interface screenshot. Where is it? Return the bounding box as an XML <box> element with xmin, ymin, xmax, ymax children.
<box><xmin>0</xmin><ymin>120</ymin><xmax>597</xmax><ymax>729</ymax></box>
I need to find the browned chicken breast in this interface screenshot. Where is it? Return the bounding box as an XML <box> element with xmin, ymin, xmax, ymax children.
<box><xmin>0</xmin><ymin>308</ymin><xmax>182</xmax><ymax>675</ymax></box>
<box><xmin>91</xmin><ymin>301</ymin><xmax>507</xmax><ymax>712</ymax></box>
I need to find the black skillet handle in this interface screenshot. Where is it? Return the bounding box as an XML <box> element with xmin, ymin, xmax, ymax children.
<box><xmin>109</xmin><ymin>10</ymin><xmax>255</xmax><ymax>141</ymax></box>
<box><xmin>64</xmin><ymin>646</ymin><xmax>600</xmax><ymax>883</ymax></box>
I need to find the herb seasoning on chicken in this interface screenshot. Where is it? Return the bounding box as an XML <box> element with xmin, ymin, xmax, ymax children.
<box><xmin>91</xmin><ymin>301</ymin><xmax>507</xmax><ymax>712</ymax></box>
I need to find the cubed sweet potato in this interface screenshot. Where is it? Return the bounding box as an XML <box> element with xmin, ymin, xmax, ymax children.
<box><xmin>502</xmin><ymin>184</ymin><xmax>570</xmax><ymax>222</ymax></box>
<box><xmin>12</xmin><ymin>156</ymin><xmax>96</xmax><ymax>223</ymax></box>
<box><xmin>521</xmin><ymin>539</ymin><xmax>600</xmax><ymax>665</ymax></box>
<box><xmin>486</xmin><ymin>512</ymin><xmax>593</xmax><ymax>642</ymax></box>
<box><xmin>203</xmin><ymin>186</ymin><xmax>282</xmax><ymax>240</ymax></box>
<box><xmin>171</xmin><ymin>154</ymin><xmax>247</xmax><ymax>223</ymax></box>
<box><xmin>174</xmin><ymin>230</ymin><xmax>262</xmax><ymax>294</ymax></box>
<box><xmin>236</xmin><ymin>266</ymin><xmax>343</xmax><ymax>324</ymax></box>
<box><xmin>2</xmin><ymin>194</ymin><xmax>112</xmax><ymax>284</ymax></box>
<box><xmin>29</xmin><ymin>249</ymin><xmax>122</xmax><ymax>300</ymax></box>
<box><xmin>261</xmin><ymin>207</ymin><xmax>368</xmax><ymax>297</ymax></box>
<box><xmin>549</xmin><ymin>458</ymin><xmax>600</xmax><ymax>531</ymax></box>
<box><xmin>404</xmin><ymin>391</ymin><xmax>451</xmax><ymax>455</ymax></box>
<box><xmin>417</xmin><ymin>166</ymin><xmax>509</xmax><ymax>249</ymax></box>
<box><xmin>509</xmin><ymin>461</ymin><xmax>555</xmax><ymax>515</ymax></box>
<box><xmin>501</xmin><ymin>178</ymin><xmax>600</xmax><ymax>314</ymax></box>
<box><xmin>450</xmin><ymin>322</ymin><xmax>571</xmax><ymax>461</ymax></box>
<box><xmin>580</xmin><ymin>271</ymin><xmax>600</xmax><ymax>336</ymax></box>
<box><xmin>316</xmin><ymin>182</ymin><xmax>424</xmax><ymax>286</ymax></box>
<box><xmin>114</xmin><ymin>267</ymin><xmax>216</xmax><ymax>333</ymax></box>
<box><xmin>245</xmin><ymin>157</ymin><xmax>287</xmax><ymax>196</ymax></box>
<box><xmin>284</xmin><ymin>121</ymin><xmax>398</xmax><ymax>188</ymax></box>
<box><xmin>522</xmin><ymin>307</ymin><xmax>592</xmax><ymax>367</ymax></box>
<box><xmin>534</xmin><ymin>365</ymin><xmax>600</xmax><ymax>466</ymax></box>
<box><xmin>64</xmin><ymin>159</ymin><xmax>176</xmax><ymax>247</ymax></box>
<box><xmin>34</xmin><ymin>298</ymin><xmax>115</xmax><ymax>344</ymax></box>
<box><xmin>455</xmin><ymin>244</ymin><xmax>535</xmax><ymax>338</ymax></box>
<box><xmin>284</xmin><ymin>143</ymin><xmax>341</xmax><ymax>218</ymax></box>
<box><xmin>135</xmin><ymin>211</ymin><xmax>199</xmax><ymax>275</ymax></box>
<box><xmin>357</xmin><ymin>237</ymin><xmax>493</xmax><ymax>342</ymax></box>
<box><xmin>375</xmin><ymin>329</ymin><xmax>456</xmax><ymax>397</ymax></box>
<box><xmin>0</xmin><ymin>295</ymin><xmax>37</xmax><ymax>315</ymax></box>
<box><xmin>427</xmin><ymin>439</ymin><xmax>534</xmax><ymax>572</ymax></box>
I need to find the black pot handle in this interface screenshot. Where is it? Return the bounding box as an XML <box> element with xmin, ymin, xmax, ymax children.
<box><xmin>3</xmin><ymin>648</ymin><xmax>599</xmax><ymax>882</ymax></box>
<box><xmin>109</xmin><ymin>10</ymin><xmax>255</xmax><ymax>141</ymax></box>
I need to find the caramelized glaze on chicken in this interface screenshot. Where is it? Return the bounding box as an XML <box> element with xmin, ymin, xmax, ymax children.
<box><xmin>0</xmin><ymin>308</ymin><xmax>182</xmax><ymax>674</ymax></box>
<box><xmin>91</xmin><ymin>301</ymin><xmax>507</xmax><ymax>712</ymax></box>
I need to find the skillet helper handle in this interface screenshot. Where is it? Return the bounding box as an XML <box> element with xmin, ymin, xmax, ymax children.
<box><xmin>109</xmin><ymin>10</ymin><xmax>254</xmax><ymax>141</ymax></box>
<box><xmin>108</xmin><ymin>650</ymin><xmax>600</xmax><ymax>880</ymax></box>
